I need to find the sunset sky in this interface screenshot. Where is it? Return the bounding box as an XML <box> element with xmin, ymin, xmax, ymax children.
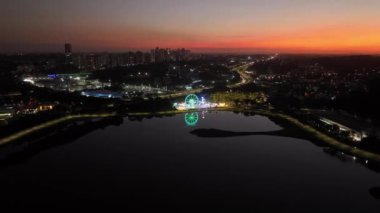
<box><xmin>2</xmin><ymin>0</ymin><xmax>380</xmax><ymax>53</ymax></box>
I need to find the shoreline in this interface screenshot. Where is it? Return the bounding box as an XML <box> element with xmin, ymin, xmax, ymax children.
<box><xmin>1</xmin><ymin>108</ymin><xmax>380</xmax><ymax>163</ymax></box>
<box><xmin>0</xmin><ymin>113</ymin><xmax>116</xmax><ymax>146</ymax></box>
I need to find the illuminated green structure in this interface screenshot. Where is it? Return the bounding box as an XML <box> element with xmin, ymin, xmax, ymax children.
<box><xmin>184</xmin><ymin>112</ymin><xmax>199</xmax><ymax>126</ymax></box>
<box><xmin>185</xmin><ymin>94</ymin><xmax>200</xmax><ymax>109</ymax></box>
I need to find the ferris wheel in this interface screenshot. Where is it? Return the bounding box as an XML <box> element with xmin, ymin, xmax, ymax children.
<box><xmin>185</xmin><ymin>94</ymin><xmax>199</xmax><ymax>109</ymax></box>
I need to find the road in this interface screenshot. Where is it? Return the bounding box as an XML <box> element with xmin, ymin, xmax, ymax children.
<box><xmin>158</xmin><ymin>62</ymin><xmax>254</xmax><ymax>99</ymax></box>
<box><xmin>158</xmin><ymin>86</ymin><xmax>212</xmax><ymax>99</ymax></box>
<box><xmin>227</xmin><ymin>62</ymin><xmax>254</xmax><ymax>88</ymax></box>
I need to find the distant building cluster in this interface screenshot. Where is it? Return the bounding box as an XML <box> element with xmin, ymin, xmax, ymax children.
<box><xmin>254</xmin><ymin>68</ymin><xmax>380</xmax><ymax>103</ymax></box>
<box><xmin>73</xmin><ymin>51</ymin><xmax>152</xmax><ymax>71</ymax></box>
<box><xmin>63</xmin><ymin>44</ymin><xmax>191</xmax><ymax>71</ymax></box>
<box><xmin>150</xmin><ymin>47</ymin><xmax>191</xmax><ymax>63</ymax></box>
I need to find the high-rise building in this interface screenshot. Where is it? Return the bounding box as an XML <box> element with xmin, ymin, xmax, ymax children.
<box><xmin>135</xmin><ymin>51</ymin><xmax>144</xmax><ymax>64</ymax></box>
<box><xmin>174</xmin><ymin>48</ymin><xmax>191</xmax><ymax>62</ymax></box>
<box><xmin>86</xmin><ymin>54</ymin><xmax>96</xmax><ymax>71</ymax></box>
<box><xmin>150</xmin><ymin>47</ymin><xmax>191</xmax><ymax>63</ymax></box>
<box><xmin>152</xmin><ymin>47</ymin><xmax>170</xmax><ymax>63</ymax></box>
<box><xmin>65</xmin><ymin>43</ymin><xmax>72</xmax><ymax>55</ymax></box>
<box><xmin>144</xmin><ymin>52</ymin><xmax>152</xmax><ymax>64</ymax></box>
<box><xmin>64</xmin><ymin>43</ymin><xmax>73</xmax><ymax>64</ymax></box>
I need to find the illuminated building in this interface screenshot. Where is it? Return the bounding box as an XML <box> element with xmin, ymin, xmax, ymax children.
<box><xmin>38</xmin><ymin>103</ymin><xmax>55</xmax><ymax>111</ymax></box>
<box><xmin>23</xmin><ymin>73</ymin><xmax>109</xmax><ymax>92</ymax></box>
<box><xmin>319</xmin><ymin>117</ymin><xmax>368</xmax><ymax>142</ymax></box>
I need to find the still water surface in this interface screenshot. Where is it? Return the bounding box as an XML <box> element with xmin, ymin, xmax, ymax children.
<box><xmin>0</xmin><ymin>111</ymin><xmax>379</xmax><ymax>211</ymax></box>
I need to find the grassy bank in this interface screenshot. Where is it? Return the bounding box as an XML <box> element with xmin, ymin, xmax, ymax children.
<box><xmin>253</xmin><ymin>109</ymin><xmax>380</xmax><ymax>162</ymax></box>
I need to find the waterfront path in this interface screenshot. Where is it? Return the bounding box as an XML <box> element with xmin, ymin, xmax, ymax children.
<box><xmin>0</xmin><ymin>113</ymin><xmax>116</xmax><ymax>146</ymax></box>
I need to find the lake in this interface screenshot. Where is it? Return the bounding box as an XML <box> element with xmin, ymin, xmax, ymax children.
<box><xmin>0</xmin><ymin>111</ymin><xmax>379</xmax><ymax>212</ymax></box>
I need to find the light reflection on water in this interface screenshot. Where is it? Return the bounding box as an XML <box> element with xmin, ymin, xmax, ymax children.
<box><xmin>184</xmin><ymin>112</ymin><xmax>199</xmax><ymax>126</ymax></box>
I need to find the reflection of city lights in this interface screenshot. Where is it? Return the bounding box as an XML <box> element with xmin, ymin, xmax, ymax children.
<box><xmin>185</xmin><ymin>112</ymin><xmax>199</xmax><ymax>126</ymax></box>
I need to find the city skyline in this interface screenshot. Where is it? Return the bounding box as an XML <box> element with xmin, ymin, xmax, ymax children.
<box><xmin>1</xmin><ymin>0</ymin><xmax>380</xmax><ymax>54</ymax></box>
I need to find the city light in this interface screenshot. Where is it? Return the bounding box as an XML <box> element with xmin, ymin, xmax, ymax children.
<box><xmin>23</xmin><ymin>78</ymin><xmax>35</xmax><ymax>84</ymax></box>
<box><xmin>173</xmin><ymin>94</ymin><xmax>227</xmax><ymax>111</ymax></box>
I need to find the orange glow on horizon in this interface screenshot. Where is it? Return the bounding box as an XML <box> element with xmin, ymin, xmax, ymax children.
<box><xmin>71</xmin><ymin>26</ymin><xmax>380</xmax><ymax>54</ymax></box>
<box><xmin>183</xmin><ymin>26</ymin><xmax>380</xmax><ymax>54</ymax></box>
